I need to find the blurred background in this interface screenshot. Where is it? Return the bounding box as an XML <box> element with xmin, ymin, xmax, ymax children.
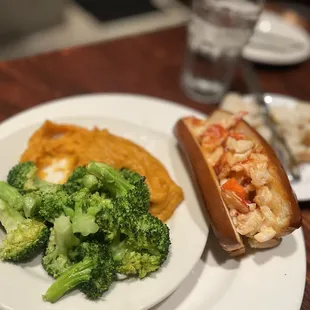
<box><xmin>0</xmin><ymin>0</ymin><xmax>309</xmax><ymax>61</ymax></box>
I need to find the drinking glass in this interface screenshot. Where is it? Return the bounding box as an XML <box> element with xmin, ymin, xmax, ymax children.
<box><xmin>181</xmin><ymin>0</ymin><xmax>264</xmax><ymax>103</ymax></box>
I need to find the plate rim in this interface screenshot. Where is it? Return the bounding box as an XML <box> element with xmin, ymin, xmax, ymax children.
<box><xmin>0</xmin><ymin>92</ymin><xmax>207</xmax><ymax>131</ymax></box>
<box><xmin>152</xmin><ymin>228</ymin><xmax>306</xmax><ymax>310</ymax></box>
<box><xmin>242</xmin><ymin>92</ymin><xmax>310</xmax><ymax>202</ymax></box>
<box><xmin>243</xmin><ymin>10</ymin><xmax>310</xmax><ymax>65</ymax></box>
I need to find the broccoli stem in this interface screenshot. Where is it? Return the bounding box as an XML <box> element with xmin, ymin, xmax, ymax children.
<box><xmin>33</xmin><ymin>178</ymin><xmax>50</xmax><ymax>188</ymax></box>
<box><xmin>54</xmin><ymin>215</ymin><xmax>80</xmax><ymax>252</ymax></box>
<box><xmin>43</xmin><ymin>258</ymin><xmax>94</xmax><ymax>303</ymax></box>
<box><xmin>0</xmin><ymin>199</ymin><xmax>24</xmax><ymax>232</ymax></box>
<box><xmin>27</xmin><ymin>176</ymin><xmax>50</xmax><ymax>191</ymax></box>
<box><xmin>109</xmin><ymin>238</ymin><xmax>126</xmax><ymax>262</ymax></box>
<box><xmin>87</xmin><ymin>162</ymin><xmax>134</xmax><ymax>197</ymax></box>
<box><xmin>0</xmin><ymin>181</ymin><xmax>24</xmax><ymax>212</ymax></box>
<box><xmin>42</xmin><ymin>215</ymin><xmax>80</xmax><ymax>278</ymax></box>
<box><xmin>67</xmin><ymin>189</ymin><xmax>100</xmax><ymax>237</ymax></box>
<box><xmin>23</xmin><ymin>194</ymin><xmax>41</xmax><ymax>218</ymax></box>
<box><xmin>82</xmin><ymin>175</ymin><xmax>99</xmax><ymax>191</ymax></box>
<box><xmin>72</xmin><ymin>215</ymin><xmax>99</xmax><ymax>237</ymax></box>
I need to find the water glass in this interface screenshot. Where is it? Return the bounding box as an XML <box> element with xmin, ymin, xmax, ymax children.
<box><xmin>181</xmin><ymin>0</ymin><xmax>264</xmax><ymax>104</ymax></box>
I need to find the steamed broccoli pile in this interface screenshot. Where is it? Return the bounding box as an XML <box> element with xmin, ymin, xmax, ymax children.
<box><xmin>0</xmin><ymin>161</ymin><xmax>170</xmax><ymax>303</ymax></box>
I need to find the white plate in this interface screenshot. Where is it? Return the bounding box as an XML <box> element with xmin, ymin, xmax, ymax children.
<box><xmin>221</xmin><ymin>92</ymin><xmax>310</xmax><ymax>202</ymax></box>
<box><xmin>152</xmin><ymin>229</ymin><xmax>306</xmax><ymax>310</ymax></box>
<box><xmin>243</xmin><ymin>93</ymin><xmax>310</xmax><ymax>202</ymax></box>
<box><xmin>243</xmin><ymin>10</ymin><xmax>310</xmax><ymax>65</ymax></box>
<box><xmin>0</xmin><ymin>94</ymin><xmax>209</xmax><ymax>310</ymax></box>
<box><xmin>0</xmin><ymin>93</ymin><xmax>306</xmax><ymax>310</ymax></box>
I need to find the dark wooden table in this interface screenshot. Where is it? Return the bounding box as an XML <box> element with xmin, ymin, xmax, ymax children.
<box><xmin>0</xmin><ymin>17</ymin><xmax>310</xmax><ymax>310</ymax></box>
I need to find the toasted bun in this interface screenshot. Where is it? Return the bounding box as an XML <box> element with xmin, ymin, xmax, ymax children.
<box><xmin>174</xmin><ymin>109</ymin><xmax>301</xmax><ymax>256</ymax></box>
<box><xmin>174</xmin><ymin>117</ymin><xmax>245</xmax><ymax>255</ymax></box>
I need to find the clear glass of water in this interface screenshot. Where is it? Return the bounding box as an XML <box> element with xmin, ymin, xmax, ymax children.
<box><xmin>181</xmin><ymin>0</ymin><xmax>264</xmax><ymax>104</ymax></box>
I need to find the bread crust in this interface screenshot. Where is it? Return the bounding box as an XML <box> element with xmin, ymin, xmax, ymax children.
<box><xmin>174</xmin><ymin>109</ymin><xmax>302</xmax><ymax>255</ymax></box>
<box><xmin>174</xmin><ymin>119</ymin><xmax>245</xmax><ymax>255</ymax></box>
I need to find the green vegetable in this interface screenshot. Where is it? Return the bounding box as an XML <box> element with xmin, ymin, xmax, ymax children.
<box><xmin>42</xmin><ymin>215</ymin><xmax>80</xmax><ymax>278</ymax></box>
<box><xmin>0</xmin><ymin>181</ymin><xmax>25</xmax><ymax>212</ymax></box>
<box><xmin>87</xmin><ymin>162</ymin><xmax>134</xmax><ymax>197</ymax></box>
<box><xmin>0</xmin><ymin>198</ymin><xmax>49</xmax><ymax>262</ymax></box>
<box><xmin>23</xmin><ymin>191</ymin><xmax>42</xmax><ymax>218</ymax></box>
<box><xmin>64</xmin><ymin>166</ymin><xmax>100</xmax><ymax>194</ymax></box>
<box><xmin>7</xmin><ymin>162</ymin><xmax>51</xmax><ymax>192</ymax></box>
<box><xmin>1</xmin><ymin>160</ymin><xmax>171</xmax><ymax>303</ymax></box>
<box><xmin>87</xmin><ymin>162</ymin><xmax>151</xmax><ymax>213</ymax></box>
<box><xmin>97</xmin><ymin>209</ymin><xmax>170</xmax><ymax>279</ymax></box>
<box><xmin>64</xmin><ymin>188</ymin><xmax>102</xmax><ymax>237</ymax></box>
<box><xmin>110</xmin><ymin>213</ymin><xmax>170</xmax><ymax>278</ymax></box>
<box><xmin>92</xmin><ymin>193</ymin><xmax>118</xmax><ymax>243</ymax></box>
<box><xmin>38</xmin><ymin>189</ymin><xmax>72</xmax><ymax>223</ymax></box>
<box><xmin>43</xmin><ymin>242</ymin><xmax>115</xmax><ymax>303</ymax></box>
<box><xmin>119</xmin><ymin>168</ymin><xmax>151</xmax><ymax>212</ymax></box>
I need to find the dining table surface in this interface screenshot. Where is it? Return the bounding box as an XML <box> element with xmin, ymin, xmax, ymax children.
<box><xmin>0</xmin><ymin>3</ymin><xmax>310</xmax><ymax>310</ymax></box>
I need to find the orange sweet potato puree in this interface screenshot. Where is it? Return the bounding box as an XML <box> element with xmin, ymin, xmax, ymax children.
<box><xmin>20</xmin><ymin>121</ymin><xmax>184</xmax><ymax>222</ymax></box>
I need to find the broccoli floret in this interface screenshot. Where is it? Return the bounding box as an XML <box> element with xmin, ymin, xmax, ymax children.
<box><xmin>21</xmin><ymin>186</ymin><xmax>72</xmax><ymax>223</ymax></box>
<box><xmin>118</xmin><ymin>168</ymin><xmax>151</xmax><ymax>213</ymax></box>
<box><xmin>87</xmin><ymin>162</ymin><xmax>134</xmax><ymax>197</ymax></box>
<box><xmin>64</xmin><ymin>166</ymin><xmax>100</xmax><ymax>194</ymax></box>
<box><xmin>109</xmin><ymin>213</ymin><xmax>170</xmax><ymax>278</ymax></box>
<box><xmin>0</xmin><ymin>198</ymin><xmax>49</xmax><ymax>262</ymax></box>
<box><xmin>43</xmin><ymin>256</ymin><xmax>93</xmax><ymax>303</ymax></box>
<box><xmin>64</xmin><ymin>189</ymin><xmax>102</xmax><ymax>237</ymax></box>
<box><xmin>43</xmin><ymin>242</ymin><xmax>115</xmax><ymax>303</ymax></box>
<box><xmin>0</xmin><ymin>181</ymin><xmax>25</xmax><ymax>212</ymax></box>
<box><xmin>120</xmin><ymin>168</ymin><xmax>150</xmax><ymax>203</ymax></box>
<box><xmin>42</xmin><ymin>215</ymin><xmax>80</xmax><ymax>278</ymax></box>
<box><xmin>87</xmin><ymin>162</ymin><xmax>150</xmax><ymax>213</ymax></box>
<box><xmin>113</xmin><ymin>248</ymin><xmax>161</xmax><ymax>279</ymax></box>
<box><xmin>91</xmin><ymin>193</ymin><xmax>119</xmax><ymax>242</ymax></box>
<box><xmin>130</xmin><ymin>213</ymin><xmax>170</xmax><ymax>262</ymax></box>
<box><xmin>7</xmin><ymin>162</ymin><xmax>51</xmax><ymax>192</ymax></box>
<box><xmin>66</xmin><ymin>166</ymin><xmax>86</xmax><ymax>186</ymax></box>
<box><xmin>74</xmin><ymin>242</ymin><xmax>115</xmax><ymax>299</ymax></box>
<box><xmin>38</xmin><ymin>189</ymin><xmax>72</xmax><ymax>223</ymax></box>
<box><xmin>93</xmin><ymin>191</ymin><xmax>145</xmax><ymax>244</ymax></box>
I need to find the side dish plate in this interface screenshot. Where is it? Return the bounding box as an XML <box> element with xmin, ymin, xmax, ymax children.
<box><xmin>243</xmin><ymin>93</ymin><xmax>310</xmax><ymax>202</ymax></box>
<box><xmin>0</xmin><ymin>93</ymin><xmax>209</xmax><ymax>310</ymax></box>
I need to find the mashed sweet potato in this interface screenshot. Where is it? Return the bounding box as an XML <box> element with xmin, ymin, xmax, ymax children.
<box><xmin>20</xmin><ymin>121</ymin><xmax>184</xmax><ymax>222</ymax></box>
